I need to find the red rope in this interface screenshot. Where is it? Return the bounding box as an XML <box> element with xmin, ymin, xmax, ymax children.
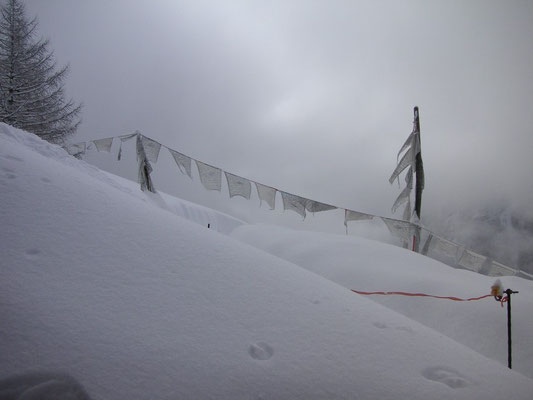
<box><xmin>351</xmin><ymin>289</ymin><xmax>493</xmax><ymax>302</ymax></box>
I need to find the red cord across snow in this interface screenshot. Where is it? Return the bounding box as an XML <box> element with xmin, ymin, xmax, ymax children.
<box><xmin>351</xmin><ymin>290</ymin><xmax>493</xmax><ymax>302</ymax></box>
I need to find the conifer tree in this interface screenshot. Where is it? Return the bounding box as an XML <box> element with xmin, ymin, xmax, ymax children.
<box><xmin>0</xmin><ymin>0</ymin><xmax>81</xmax><ymax>143</ymax></box>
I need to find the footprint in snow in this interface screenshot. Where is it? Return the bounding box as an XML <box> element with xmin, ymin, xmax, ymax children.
<box><xmin>249</xmin><ymin>342</ymin><xmax>274</xmax><ymax>361</ymax></box>
<box><xmin>373</xmin><ymin>322</ymin><xmax>387</xmax><ymax>329</ymax></box>
<box><xmin>422</xmin><ymin>366</ymin><xmax>470</xmax><ymax>388</ymax></box>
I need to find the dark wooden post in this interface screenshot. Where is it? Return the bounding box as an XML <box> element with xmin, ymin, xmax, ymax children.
<box><xmin>412</xmin><ymin>107</ymin><xmax>424</xmax><ymax>252</ymax></box>
<box><xmin>414</xmin><ymin>106</ymin><xmax>424</xmax><ymax>220</ymax></box>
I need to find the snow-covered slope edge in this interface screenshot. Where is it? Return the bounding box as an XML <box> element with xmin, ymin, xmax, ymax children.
<box><xmin>1</xmin><ymin>124</ymin><xmax>532</xmax><ymax>399</ymax></box>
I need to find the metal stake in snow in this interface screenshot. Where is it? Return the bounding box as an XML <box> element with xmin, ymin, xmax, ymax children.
<box><xmin>504</xmin><ymin>288</ymin><xmax>518</xmax><ymax>369</ymax></box>
<box><xmin>492</xmin><ymin>281</ymin><xmax>519</xmax><ymax>369</ymax></box>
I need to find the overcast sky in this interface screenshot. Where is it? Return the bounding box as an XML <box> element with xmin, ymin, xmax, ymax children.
<box><xmin>23</xmin><ymin>0</ymin><xmax>533</xmax><ymax>224</ymax></box>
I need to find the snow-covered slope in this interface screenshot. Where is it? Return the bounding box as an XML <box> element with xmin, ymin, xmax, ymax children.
<box><xmin>1</xmin><ymin>124</ymin><xmax>533</xmax><ymax>399</ymax></box>
<box><xmin>231</xmin><ymin>224</ymin><xmax>533</xmax><ymax>377</ymax></box>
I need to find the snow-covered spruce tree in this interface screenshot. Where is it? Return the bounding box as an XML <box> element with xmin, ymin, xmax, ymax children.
<box><xmin>0</xmin><ymin>0</ymin><xmax>81</xmax><ymax>143</ymax></box>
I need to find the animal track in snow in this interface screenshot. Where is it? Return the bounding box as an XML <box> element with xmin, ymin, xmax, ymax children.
<box><xmin>422</xmin><ymin>366</ymin><xmax>470</xmax><ymax>388</ymax></box>
<box><xmin>25</xmin><ymin>248</ymin><xmax>41</xmax><ymax>258</ymax></box>
<box><xmin>249</xmin><ymin>342</ymin><xmax>274</xmax><ymax>360</ymax></box>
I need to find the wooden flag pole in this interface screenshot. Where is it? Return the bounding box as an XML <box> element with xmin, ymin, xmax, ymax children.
<box><xmin>412</xmin><ymin>107</ymin><xmax>424</xmax><ymax>252</ymax></box>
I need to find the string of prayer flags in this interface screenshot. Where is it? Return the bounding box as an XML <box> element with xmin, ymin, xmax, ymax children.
<box><xmin>66</xmin><ymin>131</ymin><xmax>525</xmax><ymax>280</ymax></box>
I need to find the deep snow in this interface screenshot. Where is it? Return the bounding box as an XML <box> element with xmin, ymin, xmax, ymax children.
<box><xmin>1</xmin><ymin>124</ymin><xmax>533</xmax><ymax>399</ymax></box>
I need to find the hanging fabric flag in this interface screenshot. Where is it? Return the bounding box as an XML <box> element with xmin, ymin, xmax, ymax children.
<box><xmin>405</xmin><ymin>166</ymin><xmax>413</xmax><ymax>188</ymax></box>
<box><xmin>65</xmin><ymin>142</ymin><xmax>86</xmax><ymax>159</ymax></box>
<box><xmin>93</xmin><ymin>137</ymin><xmax>113</xmax><ymax>152</ymax></box>
<box><xmin>397</xmin><ymin>132</ymin><xmax>414</xmax><ymax>160</ymax></box>
<box><xmin>389</xmin><ymin>147</ymin><xmax>414</xmax><ymax>184</ymax></box>
<box><xmin>196</xmin><ymin>160</ymin><xmax>222</xmax><ymax>191</ymax></box>
<box><xmin>140</xmin><ymin>135</ymin><xmax>161</xmax><ymax>163</ymax></box>
<box><xmin>344</xmin><ymin>210</ymin><xmax>373</xmax><ymax>225</ymax></box>
<box><xmin>168</xmin><ymin>149</ymin><xmax>192</xmax><ymax>178</ymax></box>
<box><xmin>281</xmin><ymin>192</ymin><xmax>307</xmax><ymax>219</ymax></box>
<box><xmin>420</xmin><ymin>232</ymin><xmax>433</xmax><ymax>256</ymax></box>
<box><xmin>488</xmin><ymin>261</ymin><xmax>517</xmax><ymax>277</ymax></box>
<box><xmin>225</xmin><ymin>172</ymin><xmax>251</xmax><ymax>199</ymax></box>
<box><xmin>117</xmin><ymin>133</ymin><xmax>137</xmax><ymax>161</ymax></box>
<box><xmin>392</xmin><ymin>185</ymin><xmax>412</xmax><ymax>213</ymax></box>
<box><xmin>457</xmin><ymin>249</ymin><xmax>486</xmax><ymax>272</ymax></box>
<box><xmin>381</xmin><ymin>217</ymin><xmax>413</xmax><ymax>242</ymax></box>
<box><xmin>255</xmin><ymin>183</ymin><xmax>276</xmax><ymax>210</ymax></box>
<box><xmin>402</xmin><ymin>198</ymin><xmax>412</xmax><ymax>221</ymax></box>
<box><xmin>136</xmin><ymin>134</ymin><xmax>155</xmax><ymax>193</ymax></box>
<box><xmin>344</xmin><ymin>210</ymin><xmax>374</xmax><ymax>233</ymax></box>
<box><xmin>428</xmin><ymin>235</ymin><xmax>459</xmax><ymax>259</ymax></box>
<box><xmin>305</xmin><ymin>200</ymin><xmax>336</xmax><ymax>213</ymax></box>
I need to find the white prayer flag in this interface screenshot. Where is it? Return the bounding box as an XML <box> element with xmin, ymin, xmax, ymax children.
<box><xmin>392</xmin><ymin>185</ymin><xmax>411</xmax><ymax>213</ymax></box>
<box><xmin>225</xmin><ymin>172</ymin><xmax>251</xmax><ymax>199</ymax></box>
<box><xmin>255</xmin><ymin>183</ymin><xmax>276</xmax><ymax>210</ymax></box>
<box><xmin>305</xmin><ymin>200</ymin><xmax>336</xmax><ymax>213</ymax></box>
<box><xmin>169</xmin><ymin>149</ymin><xmax>192</xmax><ymax>178</ymax></box>
<box><xmin>281</xmin><ymin>192</ymin><xmax>307</xmax><ymax>218</ymax></box>
<box><xmin>397</xmin><ymin>132</ymin><xmax>414</xmax><ymax>159</ymax></box>
<box><xmin>381</xmin><ymin>217</ymin><xmax>413</xmax><ymax>242</ymax></box>
<box><xmin>196</xmin><ymin>160</ymin><xmax>222</xmax><ymax>191</ymax></box>
<box><xmin>140</xmin><ymin>136</ymin><xmax>161</xmax><ymax>163</ymax></box>
<box><xmin>457</xmin><ymin>249</ymin><xmax>486</xmax><ymax>272</ymax></box>
<box><xmin>117</xmin><ymin>133</ymin><xmax>137</xmax><ymax>160</ymax></box>
<box><xmin>389</xmin><ymin>147</ymin><xmax>414</xmax><ymax>184</ymax></box>
<box><xmin>344</xmin><ymin>210</ymin><xmax>373</xmax><ymax>227</ymax></box>
<box><xmin>93</xmin><ymin>137</ymin><xmax>113</xmax><ymax>152</ymax></box>
<box><xmin>428</xmin><ymin>235</ymin><xmax>460</xmax><ymax>259</ymax></box>
<box><xmin>488</xmin><ymin>261</ymin><xmax>517</xmax><ymax>277</ymax></box>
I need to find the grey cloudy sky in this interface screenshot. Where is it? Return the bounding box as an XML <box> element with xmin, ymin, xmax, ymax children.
<box><xmin>23</xmin><ymin>0</ymin><xmax>533</xmax><ymax>225</ymax></box>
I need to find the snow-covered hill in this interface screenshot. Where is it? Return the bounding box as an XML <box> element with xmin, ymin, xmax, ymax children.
<box><xmin>1</xmin><ymin>124</ymin><xmax>532</xmax><ymax>399</ymax></box>
<box><xmin>231</xmin><ymin>224</ymin><xmax>533</xmax><ymax>377</ymax></box>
